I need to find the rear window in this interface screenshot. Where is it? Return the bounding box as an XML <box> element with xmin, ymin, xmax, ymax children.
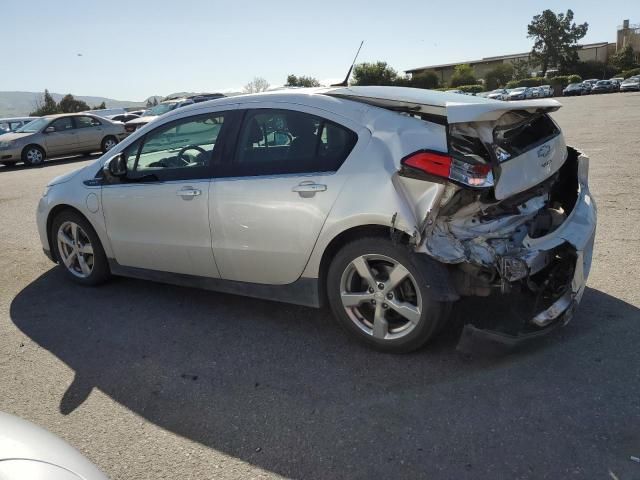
<box><xmin>493</xmin><ymin>112</ymin><xmax>560</xmax><ymax>157</ymax></box>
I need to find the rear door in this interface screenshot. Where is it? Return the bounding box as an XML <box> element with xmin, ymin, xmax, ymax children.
<box><xmin>43</xmin><ymin>117</ymin><xmax>80</xmax><ymax>155</ymax></box>
<box><xmin>211</xmin><ymin>105</ymin><xmax>361</xmax><ymax>285</ymax></box>
<box><xmin>74</xmin><ymin>115</ymin><xmax>104</xmax><ymax>151</ymax></box>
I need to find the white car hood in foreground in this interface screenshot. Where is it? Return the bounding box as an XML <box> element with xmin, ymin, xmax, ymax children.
<box><xmin>323</xmin><ymin>86</ymin><xmax>561</xmax><ymax>123</ymax></box>
<box><xmin>0</xmin><ymin>411</ymin><xmax>108</xmax><ymax>480</ymax></box>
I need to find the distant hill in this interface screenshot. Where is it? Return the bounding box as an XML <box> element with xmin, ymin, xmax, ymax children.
<box><xmin>0</xmin><ymin>91</ymin><xmax>149</xmax><ymax>117</ymax></box>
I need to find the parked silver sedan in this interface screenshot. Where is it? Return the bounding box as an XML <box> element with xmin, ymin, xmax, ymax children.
<box><xmin>36</xmin><ymin>87</ymin><xmax>596</xmax><ymax>352</ymax></box>
<box><xmin>0</xmin><ymin>113</ymin><xmax>126</xmax><ymax>166</ymax></box>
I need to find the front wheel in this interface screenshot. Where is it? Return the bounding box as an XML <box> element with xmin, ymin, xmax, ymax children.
<box><xmin>327</xmin><ymin>237</ymin><xmax>450</xmax><ymax>353</ymax></box>
<box><xmin>51</xmin><ymin>211</ymin><xmax>111</xmax><ymax>286</ymax></box>
<box><xmin>22</xmin><ymin>145</ymin><xmax>45</xmax><ymax>166</ymax></box>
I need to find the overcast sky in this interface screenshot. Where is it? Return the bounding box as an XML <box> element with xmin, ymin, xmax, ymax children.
<box><xmin>2</xmin><ymin>0</ymin><xmax>629</xmax><ymax>100</ymax></box>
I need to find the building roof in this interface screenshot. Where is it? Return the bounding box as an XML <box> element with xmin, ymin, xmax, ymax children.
<box><xmin>405</xmin><ymin>42</ymin><xmax>613</xmax><ymax>73</ymax></box>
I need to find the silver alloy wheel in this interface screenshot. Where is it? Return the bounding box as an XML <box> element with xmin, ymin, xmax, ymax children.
<box><xmin>56</xmin><ymin>221</ymin><xmax>94</xmax><ymax>278</ymax></box>
<box><xmin>340</xmin><ymin>254</ymin><xmax>423</xmax><ymax>340</ymax></box>
<box><xmin>103</xmin><ymin>138</ymin><xmax>117</xmax><ymax>151</ymax></box>
<box><xmin>26</xmin><ymin>147</ymin><xmax>43</xmax><ymax>164</ymax></box>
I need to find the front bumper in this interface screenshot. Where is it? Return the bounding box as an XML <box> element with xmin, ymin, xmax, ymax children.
<box><xmin>458</xmin><ymin>151</ymin><xmax>596</xmax><ymax>352</ymax></box>
<box><xmin>0</xmin><ymin>146</ymin><xmax>22</xmax><ymax>162</ymax></box>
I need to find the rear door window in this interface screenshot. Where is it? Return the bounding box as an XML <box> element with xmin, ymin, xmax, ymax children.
<box><xmin>233</xmin><ymin>109</ymin><xmax>357</xmax><ymax>176</ymax></box>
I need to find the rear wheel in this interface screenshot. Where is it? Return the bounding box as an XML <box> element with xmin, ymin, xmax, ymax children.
<box><xmin>327</xmin><ymin>237</ymin><xmax>450</xmax><ymax>353</ymax></box>
<box><xmin>51</xmin><ymin>210</ymin><xmax>111</xmax><ymax>286</ymax></box>
<box><xmin>101</xmin><ymin>136</ymin><xmax>118</xmax><ymax>153</ymax></box>
<box><xmin>22</xmin><ymin>145</ymin><xmax>45</xmax><ymax>166</ymax></box>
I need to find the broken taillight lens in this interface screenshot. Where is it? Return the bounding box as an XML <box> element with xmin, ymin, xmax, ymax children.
<box><xmin>401</xmin><ymin>151</ymin><xmax>494</xmax><ymax>188</ymax></box>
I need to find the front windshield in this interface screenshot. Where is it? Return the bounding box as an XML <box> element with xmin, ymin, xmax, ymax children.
<box><xmin>15</xmin><ymin>118</ymin><xmax>48</xmax><ymax>133</ymax></box>
<box><xmin>144</xmin><ymin>103</ymin><xmax>178</xmax><ymax>116</ymax></box>
<box><xmin>513</xmin><ymin>87</ymin><xmax>526</xmax><ymax>92</ymax></box>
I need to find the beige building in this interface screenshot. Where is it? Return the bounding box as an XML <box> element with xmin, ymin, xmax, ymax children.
<box><xmin>618</xmin><ymin>19</ymin><xmax>640</xmax><ymax>58</ymax></box>
<box><xmin>406</xmin><ymin>19</ymin><xmax>636</xmax><ymax>84</ymax></box>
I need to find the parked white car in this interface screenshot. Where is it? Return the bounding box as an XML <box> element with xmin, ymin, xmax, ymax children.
<box><xmin>0</xmin><ymin>116</ymin><xmax>38</xmax><ymax>134</ymax></box>
<box><xmin>36</xmin><ymin>87</ymin><xmax>596</xmax><ymax>352</ymax></box>
<box><xmin>486</xmin><ymin>89</ymin><xmax>509</xmax><ymax>101</ymax></box>
<box><xmin>508</xmin><ymin>87</ymin><xmax>535</xmax><ymax>100</ymax></box>
<box><xmin>0</xmin><ymin>411</ymin><xmax>108</xmax><ymax>479</ymax></box>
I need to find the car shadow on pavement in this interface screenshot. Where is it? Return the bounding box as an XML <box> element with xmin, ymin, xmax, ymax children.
<box><xmin>0</xmin><ymin>154</ymin><xmax>99</xmax><ymax>173</ymax></box>
<box><xmin>10</xmin><ymin>269</ymin><xmax>640</xmax><ymax>479</ymax></box>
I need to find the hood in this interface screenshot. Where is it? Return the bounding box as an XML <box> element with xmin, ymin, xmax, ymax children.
<box><xmin>322</xmin><ymin>86</ymin><xmax>561</xmax><ymax>124</ymax></box>
<box><xmin>0</xmin><ymin>132</ymin><xmax>36</xmax><ymax>142</ymax></box>
<box><xmin>0</xmin><ymin>411</ymin><xmax>108</xmax><ymax>479</ymax></box>
<box><xmin>48</xmin><ymin>165</ymin><xmax>86</xmax><ymax>186</ymax></box>
<box><xmin>126</xmin><ymin>115</ymin><xmax>156</xmax><ymax>125</ymax></box>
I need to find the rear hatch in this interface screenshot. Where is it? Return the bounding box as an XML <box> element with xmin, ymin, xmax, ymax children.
<box><xmin>322</xmin><ymin>86</ymin><xmax>564</xmax><ymax>200</ymax></box>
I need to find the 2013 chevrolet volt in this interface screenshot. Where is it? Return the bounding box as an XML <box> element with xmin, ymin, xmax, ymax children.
<box><xmin>36</xmin><ymin>87</ymin><xmax>597</xmax><ymax>352</ymax></box>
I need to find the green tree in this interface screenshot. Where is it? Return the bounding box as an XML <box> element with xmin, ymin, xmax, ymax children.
<box><xmin>484</xmin><ymin>63</ymin><xmax>514</xmax><ymax>90</ymax></box>
<box><xmin>511</xmin><ymin>59</ymin><xmax>531</xmax><ymax>80</ymax></box>
<box><xmin>58</xmin><ymin>94</ymin><xmax>90</xmax><ymax>113</ymax></box>
<box><xmin>352</xmin><ymin>61</ymin><xmax>398</xmax><ymax>86</ymax></box>
<box><xmin>574</xmin><ymin>60</ymin><xmax>617</xmax><ymax>79</ymax></box>
<box><xmin>610</xmin><ymin>45</ymin><xmax>637</xmax><ymax>72</ymax></box>
<box><xmin>285</xmin><ymin>74</ymin><xmax>321</xmax><ymax>87</ymax></box>
<box><xmin>30</xmin><ymin>89</ymin><xmax>59</xmax><ymax>116</ymax></box>
<box><xmin>93</xmin><ymin>101</ymin><xmax>106</xmax><ymax>110</ymax></box>
<box><xmin>409</xmin><ymin>71</ymin><xmax>440</xmax><ymax>89</ymax></box>
<box><xmin>527</xmin><ymin>9</ymin><xmax>588</xmax><ymax>77</ymax></box>
<box><xmin>450</xmin><ymin>64</ymin><xmax>476</xmax><ymax>87</ymax></box>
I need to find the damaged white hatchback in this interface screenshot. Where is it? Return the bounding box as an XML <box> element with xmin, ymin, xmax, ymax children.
<box><xmin>36</xmin><ymin>86</ymin><xmax>596</xmax><ymax>353</ymax></box>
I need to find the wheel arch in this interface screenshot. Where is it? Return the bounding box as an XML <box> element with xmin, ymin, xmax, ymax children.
<box><xmin>22</xmin><ymin>143</ymin><xmax>47</xmax><ymax>159</ymax></box>
<box><xmin>46</xmin><ymin>204</ymin><xmax>92</xmax><ymax>257</ymax></box>
<box><xmin>316</xmin><ymin>224</ymin><xmax>413</xmax><ymax>308</ymax></box>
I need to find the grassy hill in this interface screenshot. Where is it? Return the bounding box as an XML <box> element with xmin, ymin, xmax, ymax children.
<box><xmin>0</xmin><ymin>91</ymin><xmax>149</xmax><ymax>117</ymax></box>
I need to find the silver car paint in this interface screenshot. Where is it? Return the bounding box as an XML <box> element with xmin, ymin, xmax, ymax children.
<box><xmin>0</xmin><ymin>411</ymin><xmax>108</xmax><ymax>480</ymax></box>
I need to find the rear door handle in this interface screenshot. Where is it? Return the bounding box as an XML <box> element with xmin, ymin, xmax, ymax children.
<box><xmin>292</xmin><ymin>182</ymin><xmax>327</xmax><ymax>194</ymax></box>
<box><xmin>177</xmin><ymin>187</ymin><xmax>202</xmax><ymax>198</ymax></box>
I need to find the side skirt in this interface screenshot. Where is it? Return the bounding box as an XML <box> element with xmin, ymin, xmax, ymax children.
<box><xmin>107</xmin><ymin>259</ymin><xmax>322</xmax><ymax>308</ymax></box>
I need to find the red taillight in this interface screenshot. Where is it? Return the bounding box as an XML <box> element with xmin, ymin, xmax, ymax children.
<box><xmin>401</xmin><ymin>150</ymin><xmax>494</xmax><ymax>189</ymax></box>
<box><xmin>402</xmin><ymin>151</ymin><xmax>451</xmax><ymax>178</ymax></box>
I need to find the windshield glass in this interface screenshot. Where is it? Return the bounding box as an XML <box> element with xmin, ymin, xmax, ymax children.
<box><xmin>144</xmin><ymin>103</ymin><xmax>178</xmax><ymax>116</ymax></box>
<box><xmin>513</xmin><ymin>87</ymin><xmax>526</xmax><ymax>92</ymax></box>
<box><xmin>14</xmin><ymin>118</ymin><xmax>48</xmax><ymax>133</ymax></box>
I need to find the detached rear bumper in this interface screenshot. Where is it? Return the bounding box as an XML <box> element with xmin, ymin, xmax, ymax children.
<box><xmin>458</xmin><ymin>150</ymin><xmax>596</xmax><ymax>352</ymax></box>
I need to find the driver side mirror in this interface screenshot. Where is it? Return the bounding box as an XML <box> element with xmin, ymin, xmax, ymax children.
<box><xmin>103</xmin><ymin>153</ymin><xmax>127</xmax><ymax>183</ymax></box>
<box><xmin>44</xmin><ymin>126</ymin><xmax>55</xmax><ymax>133</ymax></box>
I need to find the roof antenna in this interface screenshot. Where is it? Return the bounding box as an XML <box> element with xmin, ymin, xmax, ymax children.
<box><xmin>331</xmin><ymin>41</ymin><xmax>364</xmax><ymax>87</ymax></box>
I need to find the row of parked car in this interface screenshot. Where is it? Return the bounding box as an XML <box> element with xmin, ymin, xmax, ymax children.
<box><xmin>563</xmin><ymin>76</ymin><xmax>640</xmax><ymax>96</ymax></box>
<box><xmin>470</xmin><ymin>85</ymin><xmax>555</xmax><ymax>101</ymax></box>
<box><xmin>0</xmin><ymin>93</ymin><xmax>226</xmax><ymax>167</ymax></box>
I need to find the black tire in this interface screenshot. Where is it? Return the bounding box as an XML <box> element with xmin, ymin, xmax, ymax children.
<box><xmin>327</xmin><ymin>237</ymin><xmax>451</xmax><ymax>353</ymax></box>
<box><xmin>51</xmin><ymin>210</ymin><xmax>111</xmax><ymax>286</ymax></box>
<box><xmin>21</xmin><ymin>145</ymin><xmax>46</xmax><ymax>166</ymax></box>
<box><xmin>101</xmin><ymin>136</ymin><xmax>118</xmax><ymax>153</ymax></box>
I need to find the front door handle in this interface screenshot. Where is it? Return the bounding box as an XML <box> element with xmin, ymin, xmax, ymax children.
<box><xmin>177</xmin><ymin>187</ymin><xmax>202</xmax><ymax>199</ymax></box>
<box><xmin>292</xmin><ymin>182</ymin><xmax>327</xmax><ymax>196</ymax></box>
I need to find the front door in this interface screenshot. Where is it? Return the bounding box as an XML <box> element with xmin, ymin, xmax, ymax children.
<box><xmin>44</xmin><ymin>117</ymin><xmax>79</xmax><ymax>155</ymax></box>
<box><xmin>102</xmin><ymin>111</ymin><xmax>230</xmax><ymax>277</ymax></box>
<box><xmin>211</xmin><ymin>106</ymin><xmax>363</xmax><ymax>285</ymax></box>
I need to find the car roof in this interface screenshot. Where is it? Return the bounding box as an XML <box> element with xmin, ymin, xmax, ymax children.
<box><xmin>0</xmin><ymin>116</ymin><xmax>39</xmax><ymax>121</ymax></box>
<box><xmin>41</xmin><ymin>112</ymin><xmax>100</xmax><ymax>119</ymax></box>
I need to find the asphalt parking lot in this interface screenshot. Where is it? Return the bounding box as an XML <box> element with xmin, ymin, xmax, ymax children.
<box><xmin>1</xmin><ymin>92</ymin><xmax>639</xmax><ymax>480</ymax></box>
